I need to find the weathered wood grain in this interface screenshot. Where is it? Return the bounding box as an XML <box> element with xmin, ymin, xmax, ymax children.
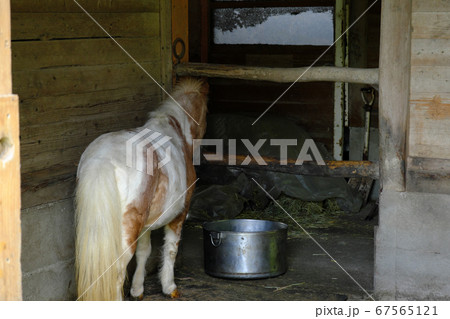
<box><xmin>20</xmin><ymin>110</ymin><xmax>149</xmax><ymax>172</ymax></box>
<box><xmin>412</xmin><ymin>12</ymin><xmax>450</xmax><ymax>39</ymax></box>
<box><xmin>12</xmin><ymin>37</ymin><xmax>161</xmax><ymax>71</ymax></box>
<box><xmin>0</xmin><ymin>0</ymin><xmax>12</xmax><ymax>94</ymax></box>
<box><xmin>408</xmin><ymin>93</ymin><xmax>450</xmax><ymax>160</ymax></box>
<box><xmin>406</xmin><ymin>156</ymin><xmax>450</xmax><ymax>194</ymax></box>
<box><xmin>19</xmin><ymin>88</ymin><xmax>160</xmax><ymax>126</ymax></box>
<box><xmin>13</xmin><ymin>62</ymin><xmax>161</xmax><ymax>99</ymax></box>
<box><xmin>160</xmin><ymin>0</ymin><xmax>173</xmax><ymax>91</ymax></box>
<box><xmin>0</xmin><ymin>96</ymin><xmax>22</xmax><ymax>300</ymax></box>
<box><xmin>378</xmin><ymin>0</ymin><xmax>412</xmax><ymax>191</ymax></box>
<box><xmin>11</xmin><ymin>0</ymin><xmax>159</xmax><ymax>13</ymax></box>
<box><xmin>411</xmin><ymin>39</ymin><xmax>450</xmax><ymax>66</ymax></box>
<box><xmin>412</xmin><ymin>0</ymin><xmax>450</xmax><ymax>12</ymax></box>
<box><xmin>410</xmin><ymin>66</ymin><xmax>450</xmax><ymax>93</ymax></box>
<box><xmin>176</xmin><ymin>63</ymin><xmax>379</xmax><ymax>85</ymax></box>
<box><xmin>11</xmin><ymin>12</ymin><xmax>160</xmax><ymax>40</ymax></box>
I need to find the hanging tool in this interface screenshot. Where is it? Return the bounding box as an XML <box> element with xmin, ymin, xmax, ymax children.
<box><xmin>361</xmin><ymin>87</ymin><xmax>375</xmax><ymax>161</ymax></box>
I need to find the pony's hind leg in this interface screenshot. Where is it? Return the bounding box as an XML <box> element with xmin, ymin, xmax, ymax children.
<box><xmin>130</xmin><ymin>229</ymin><xmax>152</xmax><ymax>299</ymax></box>
<box><xmin>159</xmin><ymin>224</ymin><xmax>183</xmax><ymax>298</ymax></box>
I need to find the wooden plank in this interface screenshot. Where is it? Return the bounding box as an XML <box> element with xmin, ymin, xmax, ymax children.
<box><xmin>411</xmin><ymin>39</ymin><xmax>450</xmax><ymax>66</ymax></box>
<box><xmin>21</xmin><ymin>176</ymin><xmax>75</xmax><ymax>210</ymax></box>
<box><xmin>11</xmin><ymin>12</ymin><xmax>160</xmax><ymax>40</ymax></box>
<box><xmin>20</xmin><ymin>100</ymin><xmax>155</xmax><ymax>152</ymax></box>
<box><xmin>410</xmin><ymin>66</ymin><xmax>450</xmax><ymax>93</ymax></box>
<box><xmin>12</xmin><ymin>0</ymin><xmax>159</xmax><ymax>13</ymax></box>
<box><xmin>13</xmin><ymin>62</ymin><xmax>161</xmax><ymax>99</ymax></box>
<box><xmin>412</xmin><ymin>0</ymin><xmax>450</xmax><ymax>12</ymax></box>
<box><xmin>202</xmin><ymin>153</ymin><xmax>380</xmax><ymax>179</ymax></box>
<box><xmin>20</xmin><ymin>110</ymin><xmax>149</xmax><ymax>172</ymax></box>
<box><xmin>12</xmin><ymin>37</ymin><xmax>161</xmax><ymax>71</ymax></box>
<box><xmin>0</xmin><ymin>0</ymin><xmax>12</xmax><ymax>94</ymax></box>
<box><xmin>0</xmin><ymin>95</ymin><xmax>22</xmax><ymax>300</ymax></box>
<box><xmin>406</xmin><ymin>156</ymin><xmax>450</xmax><ymax>194</ymax></box>
<box><xmin>378</xmin><ymin>0</ymin><xmax>412</xmax><ymax>192</ymax></box>
<box><xmin>412</xmin><ymin>12</ymin><xmax>450</xmax><ymax>39</ymax></box>
<box><xmin>19</xmin><ymin>89</ymin><xmax>160</xmax><ymax>126</ymax></box>
<box><xmin>176</xmin><ymin>63</ymin><xmax>379</xmax><ymax>85</ymax></box>
<box><xmin>172</xmin><ymin>0</ymin><xmax>189</xmax><ymax>64</ymax></box>
<box><xmin>408</xmin><ymin>93</ymin><xmax>450</xmax><ymax>160</ymax></box>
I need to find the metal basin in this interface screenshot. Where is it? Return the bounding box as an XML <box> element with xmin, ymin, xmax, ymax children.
<box><xmin>203</xmin><ymin>219</ymin><xmax>288</xmax><ymax>279</ymax></box>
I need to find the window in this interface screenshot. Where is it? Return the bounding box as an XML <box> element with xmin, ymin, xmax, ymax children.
<box><xmin>213</xmin><ymin>6</ymin><xmax>334</xmax><ymax>45</ymax></box>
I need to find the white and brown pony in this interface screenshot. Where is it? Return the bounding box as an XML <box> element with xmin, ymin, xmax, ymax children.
<box><xmin>75</xmin><ymin>78</ymin><xmax>208</xmax><ymax>300</ymax></box>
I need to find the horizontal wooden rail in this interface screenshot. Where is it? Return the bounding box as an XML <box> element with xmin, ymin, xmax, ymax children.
<box><xmin>176</xmin><ymin>63</ymin><xmax>379</xmax><ymax>85</ymax></box>
<box><xmin>202</xmin><ymin>153</ymin><xmax>380</xmax><ymax>179</ymax></box>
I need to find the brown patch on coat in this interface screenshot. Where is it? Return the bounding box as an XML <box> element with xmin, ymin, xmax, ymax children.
<box><xmin>166</xmin><ymin>117</ymin><xmax>198</xmax><ymax>237</ymax></box>
<box><xmin>122</xmin><ymin>150</ymin><xmax>161</xmax><ymax>250</ymax></box>
<box><xmin>145</xmin><ymin>172</ymin><xmax>169</xmax><ymax>227</ymax></box>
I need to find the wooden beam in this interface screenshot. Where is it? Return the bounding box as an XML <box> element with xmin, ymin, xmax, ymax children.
<box><xmin>175</xmin><ymin>63</ymin><xmax>379</xmax><ymax>85</ymax></box>
<box><xmin>0</xmin><ymin>0</ymin><xmax>22</xmax><ymax>301</ymax></box>
<box><xmin>202</xmin><ymin>153</ymin><xmax>379</xmax><ymax>179</ymax></box>
<box><xmin>0</xmin><ymin>96</ymin><xmax>22</xmax><ymax>301</ymax></box>
<box><xmin>0</xmin><ymin>0</ymin><xmax>12</xmax><ymax>94</ymax></box>
<box><xmin>378</xmin><ymin>0</ymin><xmax>412</xmax><ymax>191</ymax></box>
<box><xmin>172</xmin><ymin>0</ymin><xmax>189</xmax><ymax>65</ymax></box>
<box><xmin>160</xmin><ymin>0</ymin><xmax>173</xmax><ymax>92</ymax></box>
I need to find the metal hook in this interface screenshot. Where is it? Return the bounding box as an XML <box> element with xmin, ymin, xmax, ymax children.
<box><xmin>172</xmin><ymin>38</ymin><xmax>186</xmax><ymax>65</ymax></box>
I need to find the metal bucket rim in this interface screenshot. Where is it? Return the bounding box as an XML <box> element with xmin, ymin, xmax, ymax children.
<box><xmin>203</xmin><ymin>219</ymin><xmax>288</xmax><ymax>234</ymax></box>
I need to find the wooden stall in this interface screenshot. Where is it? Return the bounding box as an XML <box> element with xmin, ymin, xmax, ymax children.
<box><xmin>8</xmin><ymin>0</ymin><xmax>172</xmax><ymax>300</ymax></box>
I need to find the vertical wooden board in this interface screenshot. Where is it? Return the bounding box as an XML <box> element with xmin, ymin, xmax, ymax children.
<box><xmin>172</xmin><ymin>0</ymin><xmax>189</xmax><ymax>64</ymax></box>
<box><xmin>0</xmin><ymin>0</ymin><xmax>12</xmax><ymax>94</ymax></box>
<box><xmin>160</xmin><ymin>0</ymin><xmax>173</xmax><ymax>92</ymax></box>
<box><xmin>0</xmin><ymin>96</ymin><xmax>22</xmax><ymax>300</ymax></box>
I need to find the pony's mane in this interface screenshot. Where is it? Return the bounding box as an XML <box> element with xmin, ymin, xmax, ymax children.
<box><xmin>172</xmin><ymin>78</ymin><xmax>205</xmax><ymax>96</ymax></box>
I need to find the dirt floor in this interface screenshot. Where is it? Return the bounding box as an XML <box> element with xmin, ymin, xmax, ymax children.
<box><xmin>125</xmin><ymin>197</ymin><xmax>377</xmax><ymax>301</ymax></box>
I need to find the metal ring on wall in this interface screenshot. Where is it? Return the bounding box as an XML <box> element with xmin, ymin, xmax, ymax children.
<box><xmin>172</xmin><ymin>38</ymin><xmax>186</xmax><ymax>65</ymax></box>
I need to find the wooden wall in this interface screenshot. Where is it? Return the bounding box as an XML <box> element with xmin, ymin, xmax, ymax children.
<box><xmin>407</xmin><ymin>0</ymin><xmax>450</xmax><ymax>193</ymax></box>
<box><xmin>11</xmin><ymin>0</ymin><xmax>170</xmax><ymax>209</ymax></box>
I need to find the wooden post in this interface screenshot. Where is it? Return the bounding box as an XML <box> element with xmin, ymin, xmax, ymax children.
<box><xmin>160</xmin><ymin>0</ymin><xmax>173</xmax><ymax>93</ymax></box>
<box><xmin>202</xmin><ymin>153</ymin><xmax>380</xmax><ymax>179</ymax></box>
<box><xmin>0</xmin><ymin>0</ymin><xmax>22</xmax><ymax>301</ymax></box>
<box><xmin>378</xmin><ymin>0</ymin><xmax>412</xmax><ymax>191</ymax></box>
<box><xmin>172</xmin><ymin>0</ymin><xmax>189</xmax><ymax>65</ymax></box>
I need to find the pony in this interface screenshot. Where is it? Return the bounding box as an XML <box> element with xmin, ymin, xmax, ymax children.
<box><xmin>75</xmin><ymin>78</ymin><xmax>208</xmax><ymax>300</ymax></box>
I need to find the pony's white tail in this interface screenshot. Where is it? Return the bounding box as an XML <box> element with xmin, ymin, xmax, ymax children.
<box><xmin>75</xmin><ymin>163</ymin><xmax>123</xmax><ymax>301</ymax></box>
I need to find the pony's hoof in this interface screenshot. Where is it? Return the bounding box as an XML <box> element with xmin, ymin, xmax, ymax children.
<box><xmin>130</xmin><ymin>293</ymin><xmax>144</xmax><ymax>301</ymax></box>
<box><xmin>170</xmin><ymin>289</ymin><xmax>180</xmax><ymax>299</ymax></box>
